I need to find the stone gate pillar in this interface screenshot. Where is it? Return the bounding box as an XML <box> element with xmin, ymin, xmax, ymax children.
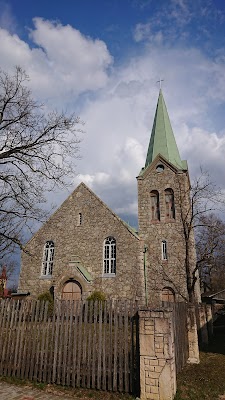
<box><xmin>138</xmin><ymin>309</ymin><xmax>176</xmax><ymax>400</ymax></box>
<box><xmin>187</xmin><ymin>305</ymin><xmax>200</xmax><ymax>364</ymax></box>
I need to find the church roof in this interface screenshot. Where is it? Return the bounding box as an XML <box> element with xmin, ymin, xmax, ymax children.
<box><xmin>145</xmin><ymin>89</ymin><xmax>184</xmax><ymax>170</ymax></box>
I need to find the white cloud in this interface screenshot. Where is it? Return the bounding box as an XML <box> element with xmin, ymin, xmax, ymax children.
<box><xmin>75</xmin><ymin>172</ymin><xmax>111</xmax><ymax>188</ymax></box>
<box><xmin>133</xmin><ymin>22</ymin><xmax>164</xmax><ymax>45</ymax></box>
<box><xmin>178</xmin><ymin>124</ymin><xmax>225</xmax><ymax>186</ymax></box>
<box><xmin>0</xmin><ymin>2</ymin><xmax>17</xmax><ymax>32</ymax></box>
<box><xmin>0</xmin><ymin>18</ymin><xmax>113</xmax><ymax>102</ymax></box>
<box><xmin>1</xmin><ymin>19</ymin><xmax>225</xmax><ymax>224</ymax></box>
<box><xmin>133</xmin><ymin>22</ymin><xmax>152</xmax><ymax>42</ymax></box>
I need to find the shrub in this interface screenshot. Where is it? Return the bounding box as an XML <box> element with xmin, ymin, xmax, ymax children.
<box><xmin>37</xmin><ymin>291</ymin><xmax>54</xmax><ymax>317</ymax></box>
<box><xmin>86</xmin><ymin>290</ymin><xmax>106</xmax><ymax>302</ymax></box>
<box><xmin>86</xmin><ymin>291</ymin><xmax>106</xmax><ymax>321</ymax></box>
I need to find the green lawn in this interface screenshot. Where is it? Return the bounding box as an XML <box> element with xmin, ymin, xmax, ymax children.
<box><xmin>175</xmin><ymin>327</ymin><xmax>225</xmax><ymax>400</ymax></box>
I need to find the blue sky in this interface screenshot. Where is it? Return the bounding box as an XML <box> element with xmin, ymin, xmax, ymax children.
<box><xmin>1</xmin><ymin>0</ymin><xmax>225</xmax><ymax>284</ymax></box>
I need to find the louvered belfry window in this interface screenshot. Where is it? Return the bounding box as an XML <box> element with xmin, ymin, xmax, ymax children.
<box><xmin>165</xmin><ymin>188</ymin><xmax>175</xmax><ymax>219</ymax></box>
<box><xmin>150</xmin><ymin>190</ymin><xmax>160</xmax><ymax>221</ymax></box>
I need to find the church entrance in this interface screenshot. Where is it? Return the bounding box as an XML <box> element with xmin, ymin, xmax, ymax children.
<box><xmin>161</xmin><ymin>287</ymin><xmax>175</xmax><ymax>303</ymax></box>
<box><xmin>62</xmin><ymin>280</ymin><xmax>82</xmax><ymax>301</ymax></box>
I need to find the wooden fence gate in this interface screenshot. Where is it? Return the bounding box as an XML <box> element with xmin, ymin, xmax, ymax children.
<box><xmin>172</xmin><ymin>302</ymin><xmax>189</xmax><ymax>373</ymax></box>
<box><xmin>0</xmin><ymin>299</ymin><xmax>139</xmax><ymax>394</ymax></box>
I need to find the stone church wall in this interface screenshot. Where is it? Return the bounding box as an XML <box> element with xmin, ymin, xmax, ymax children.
<box><xmin>19</xmin><ymin>183</ymin><xmax>144</xmax><ymax>302</ymax></box>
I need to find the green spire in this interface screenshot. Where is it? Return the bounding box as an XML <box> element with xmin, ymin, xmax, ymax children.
<box><xmin>145</xmin><ymin>90</ymin><xmax>183</xmax><ymax>169</ymax></box>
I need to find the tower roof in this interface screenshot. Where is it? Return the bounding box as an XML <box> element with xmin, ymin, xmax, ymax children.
<box><xmin>145</xmin><ymin>90</ymin><xmax>183</xmax><ymax>169</ymax></box>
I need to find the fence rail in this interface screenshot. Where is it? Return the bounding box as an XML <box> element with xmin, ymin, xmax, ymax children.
<box><xmin>0</xmin><ymin>299</ymin><xmax>139</xmax><ymax>394</ymax></box>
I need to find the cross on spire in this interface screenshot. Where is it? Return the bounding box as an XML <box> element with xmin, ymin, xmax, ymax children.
<box><xmin>156</xmin><ymin>78</ymin><xmax>164</xmax><ymax>89</ymax></box>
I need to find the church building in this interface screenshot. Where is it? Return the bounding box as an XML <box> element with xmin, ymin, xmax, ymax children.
<box><xmin>18</xmin><ymin>90</ymin><xmax>200</xmax><ymax>305</ymax></box>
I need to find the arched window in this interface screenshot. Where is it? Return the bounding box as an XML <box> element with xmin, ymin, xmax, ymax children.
<box><xmin>150</xmin><ymin>190</ymin><xmax>160</xmax><ymax>221</ymax></box>
<box><xmin>161</xmin><ymin>287</ymin><xmax>175</xmax><ymax>303</ymax></box>
<box><xmin>162</xmin><ymin>240</ymin><xmax>168</xmax><ymax>260</ymax></box>
<box><xmin>165</xmin><ymin>188</ymin><xmax>175</xmax><ymax>219</ymax></box>
<box><xmin>42</xmin><ymin>241</ymin><xmax>54</xmax><ymax>276</ymax></box>
<box><xmin>103</xmin><ymin>237</ymin><xmax>116</xmax><ymax>275</ymax></box>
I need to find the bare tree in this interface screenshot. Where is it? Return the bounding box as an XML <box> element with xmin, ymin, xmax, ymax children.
<box><xmin>0</xmin><ymin>66</ymin><xmax>82</xmax><ymax>256</ymax></box>
<box><xmin>177</xmin><ymin>170</ymin><xmax>225</xmax><ymax>302</ymax></box>
<box><xmin>196</xmin><ymin>213</ymin><xmax>225</xmax><ymax>293</ymax></box>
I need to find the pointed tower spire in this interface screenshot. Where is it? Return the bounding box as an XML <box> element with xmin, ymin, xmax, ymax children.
<box><xmin>145</xmin><ymin>90</ymin><xmax>183</xmax><ymax>169</ymax></box>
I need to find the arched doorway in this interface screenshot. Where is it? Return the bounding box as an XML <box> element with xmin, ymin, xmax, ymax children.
<box><xmin>62</xmin><ymin>280</ymin><xmax>82</xmax><ymax>301</ymax></box>
<box><xmin>161</xmin><ymin>287</ymin><xmax>175</xmax><ymax>303</ymax></box>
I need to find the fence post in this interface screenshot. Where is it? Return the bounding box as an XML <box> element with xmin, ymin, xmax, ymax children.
<box><xmin>187</xmin><ymin>305</ymin><xmax>200</xmax><ymax>364</ymax></box>
<box><xmin>138</xmin><ymin>309</ymin><xmax>176</xmax><ymax>400</ymax></box>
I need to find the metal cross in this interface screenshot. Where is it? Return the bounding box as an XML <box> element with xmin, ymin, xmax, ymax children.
<box><xmin>156</xmin><ymin>78</ymin><xmax>164</xmax><ymax>89</ymax></box>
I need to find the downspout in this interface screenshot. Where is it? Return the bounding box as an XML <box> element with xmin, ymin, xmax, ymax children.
<box><xmin>143</xmin><ymin>245</ymin><xmax>148</xmax><ymax>307</ymax></box>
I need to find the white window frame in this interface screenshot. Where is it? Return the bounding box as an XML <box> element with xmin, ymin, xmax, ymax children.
<box><xmin>42</xmin><ymin>241</ymin><xmax>54</xmax><ymax>276</ymax></box>
<box><xmin>103</xmin><ymin>237</ymin><xmax>116</xmax><ymax>275</ymax></box>
<box><xmin>162</xmin><ymin>240</ymin><xmax>168</xmax><ymax>260</ymax></box>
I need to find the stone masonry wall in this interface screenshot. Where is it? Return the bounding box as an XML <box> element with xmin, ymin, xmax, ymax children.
<box><xmin>19</xmin><ymin>183</ymin><xmax>145</xmax><ymax>302</ymax></box>
<box><xmin>137</xmin><ymin>156</ymin><xmax>200</xmax><ymax>305</ymax></box>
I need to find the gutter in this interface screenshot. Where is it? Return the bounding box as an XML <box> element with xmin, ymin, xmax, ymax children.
<box><xmin>143</xmin><ymin>245</ymin><xmax>148</xmax><ymax>307</ymax></box>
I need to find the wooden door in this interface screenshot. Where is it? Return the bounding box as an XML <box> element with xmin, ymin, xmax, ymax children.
<box><xmin>162</xmin><ymin>287</ymin><xmax>175</xmax><ymax>302</ymax></box>
<box><xmin>62</xmin><ymin>280</ymin><xmax>82</xmax><ymax>301</ymax></box>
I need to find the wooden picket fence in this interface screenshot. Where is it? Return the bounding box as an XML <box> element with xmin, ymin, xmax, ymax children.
<box><xmin>172</xmin><ymin>302</ymin><xmax>189</xmax><ymax>373</ymax></box>
<box><xmin>0</xmin><ymin>299</ymin><xmax>139</xmax><ymax>394</ymax></box>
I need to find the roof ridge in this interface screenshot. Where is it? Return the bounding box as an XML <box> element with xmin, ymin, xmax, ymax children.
<box><xmin>81</xmin><ymin>183</ymin><xmax>139</xmax><ymax>239</ymax></box>
<box><xmin>25</xmin><ymin>182</ymin><xmax>140</xmax><ymax>245</ymax></box>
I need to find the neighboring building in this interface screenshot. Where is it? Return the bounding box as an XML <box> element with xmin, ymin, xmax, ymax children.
<box><xmin>0</xmin><ymin>266</ymin><xmax>11</xmax><ymax>298</ymax></box>
<box><xmin>18</xmin><ymin>90</ymin><xmax>201</xmax><ymax>305</ymax></box>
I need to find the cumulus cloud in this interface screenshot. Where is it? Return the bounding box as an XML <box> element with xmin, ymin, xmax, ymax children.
<box><xmin>178</xmin><ymin>124</ymin><xmax>225</xmax><ymax>186</ymax></box>
<box><xmin>0</xmin><ymin>18</ymin><xmax>112</xmax><ymax>102</ymax></box>
<box><xmin>0</xmin><ymin>18</ymin><xmax>225</xmax><ymax>226</ymax></box>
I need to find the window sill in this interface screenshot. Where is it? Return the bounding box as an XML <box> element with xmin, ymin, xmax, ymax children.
<box><xmin>39</xmin><ymin>275</ymin><xmax>53</xmax><ymax>280</ymax></box>
<box><xmin>101</xmin><ymin>273</ymin><xmax>116</xmax><ymax>278</ymax></box>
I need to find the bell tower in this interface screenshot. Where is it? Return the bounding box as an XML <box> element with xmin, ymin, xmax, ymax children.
<box><xmin>137</xmin><ymin>90</ymin><xmax>200</xmax><ymax>305</ymax></box>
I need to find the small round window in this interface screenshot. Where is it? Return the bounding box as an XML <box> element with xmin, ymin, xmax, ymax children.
<box><xmin>156</xmin><ymin>164</ymin><xmax>165</xmax><ymax>172</ymax></box>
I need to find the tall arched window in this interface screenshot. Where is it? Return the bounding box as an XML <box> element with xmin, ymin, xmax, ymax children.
<box><xmin>103</xmin><ymin>237</ymin><xmax>116</xmax><ymax>275</ymax></box>
<box><xmin>150</xmin><ymin>190</ymin><xmax>160</xmax><ymax>221</ymax></box>
<box><xmin>42</xmin><ymin>241</ymin><xmax>54</xmax><ymax>276</ymax></box>
<box><xmin>165</xmin><ymin>188</ymin><xmax>175</xmax><ymax>219</ymax></box>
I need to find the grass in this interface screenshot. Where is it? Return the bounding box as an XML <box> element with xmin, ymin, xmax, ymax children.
<box><xmin>175</xmin><ymin>327</ymin><xmax>225</xmax><ymax>400</ymax></box>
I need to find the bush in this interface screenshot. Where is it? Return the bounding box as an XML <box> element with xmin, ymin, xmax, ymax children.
<box><xmin>38</xmin><ymin>291</ymin><xmax>53</xmax><ymax>302</ymax></box>
<box><xmin>87</xmin><ymin>290</ymin><xmax>106</xmax><ymax>302</ymax></box>
<box><xmin>37</xmin><ymin>291</ymin><xmax>54</xmax><ymax>317</ymax></box>
<box><xmin>86</xmin><ymin>291</ymin><xmax>106</xmax><ymax>321</ymax></box>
